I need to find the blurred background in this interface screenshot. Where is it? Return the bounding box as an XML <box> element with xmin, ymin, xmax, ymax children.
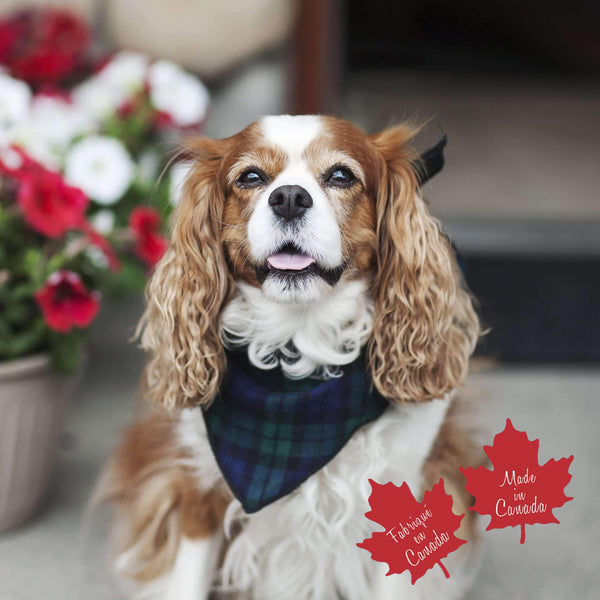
<box><xmin>0</xmin><ymin>1</ymin><xmax>598</xmax><ymax>599</ymax></box>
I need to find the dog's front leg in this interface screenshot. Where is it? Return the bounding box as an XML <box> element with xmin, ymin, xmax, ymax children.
<box><xmin>163</xmin><ymin>531</ymin><xmax>223</xmax><ymax>600</ymax></box>
<box><xmin>96</xmin><ymin>415</ymin><xmax>229</xmax><ymax>600</ymax></box>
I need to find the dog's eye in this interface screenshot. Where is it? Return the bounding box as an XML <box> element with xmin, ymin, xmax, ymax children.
<box><xmin>325</xmin><ymin>166</ymin><xmax>356</xmax><ymax>187</ymax></box>
<box><xmin>237</xmin><ymin>169</ymin><xmax>267</xmax><ymax>187</ymax></box>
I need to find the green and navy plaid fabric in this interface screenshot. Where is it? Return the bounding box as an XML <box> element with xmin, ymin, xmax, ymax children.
<box><xmin>203</xmin><ymin>350</ymin><xmax>389</xmax><ymax>514</ymax></box>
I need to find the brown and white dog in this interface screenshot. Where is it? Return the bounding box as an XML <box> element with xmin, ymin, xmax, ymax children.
<box><xmin>97</xmin><ymin>115</ymin><xmax>484</xmax><ymax>600</ymax></box>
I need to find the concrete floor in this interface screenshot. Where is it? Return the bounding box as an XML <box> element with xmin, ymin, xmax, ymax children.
<box><xmin>0</xmin><ymin>328</ymin><xmax>597</xmax><ymax>599</ymax></box>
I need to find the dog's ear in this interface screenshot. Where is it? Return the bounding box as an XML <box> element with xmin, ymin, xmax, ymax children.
<box><xmin>368</xmin><ymin>125</ymin><xmax>479</xmax><ymax>403</ymax></box>
<box><xmin>138</xmin><ymin>137</ymin><xmax>233</xmax><ymax>410</ymax></box>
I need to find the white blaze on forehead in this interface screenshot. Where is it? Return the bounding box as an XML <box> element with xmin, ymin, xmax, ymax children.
<box><xmin>248</xmin><ymin>114</ymin><xmax>342</xmax><ymax>303</ymax></box>
<box><xmin>260</xmin><ymin>115</ymin><xmax>323</xmax><ymax>157</ymax></box>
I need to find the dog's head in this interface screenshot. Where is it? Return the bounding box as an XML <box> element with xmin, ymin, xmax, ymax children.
<box><xmin>140</xmin><ymin>115</ymin><xmax>479</xmax><ymax>409</ymax></box>
<box><xmin>222</xmin><ymin>115</ymin><xmax>379</xmax><ymax>304</ymax></box>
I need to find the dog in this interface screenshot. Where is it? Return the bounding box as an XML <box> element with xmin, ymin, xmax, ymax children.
<box><xmin>97</xmin><ymin>115</ymin><xmax>484</xmax><ymax>600</ymax></box>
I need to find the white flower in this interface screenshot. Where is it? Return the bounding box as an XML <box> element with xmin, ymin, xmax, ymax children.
<box><xmin>30</xmin><ymin>95</ymin><xmax>95</xmax><ymax>148</ymax></box>
<box><xmin>8</xmin><ymin>94</ymin><xmax>97</xmax><ymax>169</ymax></box>
<box><xmin>90</xmin><ymin>209</ymin><xmax>116</xmax><ymax>235</ymax></box>
<box><xmin>0</xmin><ymin>73</ymin><xmax>31</xmax><ymax>129</ymax></box>
<box><xmin>65</xmin><ymin>136</ymin><xmax>135</xmax><ymax>205</ymax></box>
<box><xmin>148</xmin><ymin>60</ymin><xmax>209</xmax><ymax>127</ymax></box>
<box><xmin>0</xmin><ymin>146</ymin><xmax>22</xmax><ymax>170</ymax></box>
<box><xmin>85</xmin><ymin>246</ymin><xmax>109</xmax><ymax>269</ymax></box>
<box><xmin>99</xmin><ymin>52</ymin><xmax>149</xmax><ymax>96</ymax></box>
<box><xmin>13</xmin><ymin>134</ymin><xmax>62</xmax><ymax>170</ymax></box>
<box><xmin>169</xmin><ymin>161</ymin><xmax>193</xmax><ymax>205</ymax></box>
<box><xmin>0</xmin><ymin>125</ymin><xmax>16</xmax><ymax>149</ymax></box>
<box><xmin>72</xmin><ymin>77</ymin><xmax>127</xmax><ymax>120</ymax></box>
<box><xmin>72</xmin><ymin>52</ymin><xmax>150</xmax><ymax>122</ymax></box>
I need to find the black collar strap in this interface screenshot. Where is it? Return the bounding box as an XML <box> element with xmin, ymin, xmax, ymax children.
<box><xmin>416</xmin><ymin>134</ymin><xmax>448</xmax><ymax>186</ymax></box>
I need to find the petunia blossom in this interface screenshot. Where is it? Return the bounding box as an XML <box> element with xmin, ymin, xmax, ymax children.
<box><xmin>35</xmin><ymin>270</ymin><xmax>100</xmax><ymax>333</ymax></box>
<box><xmin>15</xmin><ymin>158</ymin><xmax>88</xmax><ymax>238</ymax></box>
<box><xmin>129</xmin><ymin>206</ymin><xmax>167</xmax><ymax>267</ymax></box>
<box><xmin>64</xmin><ymin>136</ymin><xmax>135</xmax><ymax>205</ymax></box>
<box><xmin>148</xmin><ymin>60</ymin><xmax>209</xmax><ymax>127</ymax></box>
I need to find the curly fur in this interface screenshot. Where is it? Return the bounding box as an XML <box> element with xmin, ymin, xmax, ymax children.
<box><xmin>368</xmin><ymin>125</ymin><xmax>480</xmax><ymax>403</ymax></box>
<box><xmin>137</xmin><ymin>138</ymin><xmax>234</xmax><ymax>409</ymax></box>
<box><xmin>221</xmin><ymin>279</ymin><xmax>374</xmax><ymax>379</ymax></box>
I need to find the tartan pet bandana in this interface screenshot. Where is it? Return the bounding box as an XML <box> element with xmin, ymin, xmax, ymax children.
<box><xmin>202</xmin><ymin>350</ymin><xmax>389</xmax><ymax>513</ymax></box>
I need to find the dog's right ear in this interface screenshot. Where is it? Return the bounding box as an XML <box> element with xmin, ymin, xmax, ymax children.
<box><xmin>138</xmin><ymin>137</ymin><xmax>234</xmax><ymax>410</ymax></box>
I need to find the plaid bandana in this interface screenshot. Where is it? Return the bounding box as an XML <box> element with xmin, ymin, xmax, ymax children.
<box><xmin>202</xmin><ymin>351</ymin><xmax>389</xmax><ymax>513</ymax></box>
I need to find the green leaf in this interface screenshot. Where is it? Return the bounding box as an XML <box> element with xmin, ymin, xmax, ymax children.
<box><xmin>11</xmin><ymin>282</ymin><xmax>36</xmax><ymax>300</ymax></box>
<box><xmin>22</xmin><ymin>248</ymin><xmax>44</xmax><ymax>282</ymax></box>
<box><xmin>3</xmin><ymin>301</ymin><xmax>32</xmax><ymax>324</ymax></box>
<box><xmin>100</xmin><ymin>256</ymin><xmax>149</xmax><ymax>298</ymax></box>
<box><xmin>0</xmin><ymin>318</ymin><xmax>47</xmax><ymax>359</ymax></box>
<box><xmin>46</xmin><ymin>252</ymin><xmax>67</xmax><ymax>275</ymax></box>
<box><xmin>49</xmin><ymin>332</ymin><xmax>82</xmax><ymax>375</ymax></box>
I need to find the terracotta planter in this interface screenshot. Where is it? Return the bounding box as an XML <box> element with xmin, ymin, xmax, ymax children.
<box><xmin>0</xmin><ymin>354</ymin><xmax>75</xmax><ymax>532</ymax></box>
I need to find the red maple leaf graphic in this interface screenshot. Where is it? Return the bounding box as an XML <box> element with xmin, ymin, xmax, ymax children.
<box><xmin>460</xmin><ymin>418</ymin><xmax>573</xmax><ymax>544</ymax></box>
<box><xmin>357</xmin><ymin>478</ymin><xmax>466</xmax><ymax>584</ymax></box>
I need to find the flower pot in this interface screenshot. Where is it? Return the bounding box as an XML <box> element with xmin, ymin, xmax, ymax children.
<box><xmin>0</xmin><ymin>354</ymin><xmax>75</xmax><ymax>532</ymax></box>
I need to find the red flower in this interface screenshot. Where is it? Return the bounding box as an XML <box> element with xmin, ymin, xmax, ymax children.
<box><xmin>154</xmin><ymin>110</ymin><xmax>176</xmax><ymax>129</ymax></box>
<box><xmin>16</xmin><ymin>162</ymin><xmax>88</xmax><ymax>238</ymax></box>
<box><xmin>117</xmin><ymin>97</ymin><xmax>139</xmax><ymax>119</ymax></box>
<box><xmin>0</xmin><ymin>8</ymin><xmax>90</xmax><ymax>86</ymax></box>
<box><xmin>35</xmin><ymin>270</ymin><xmax>100</xmax><ymax>333</ymax></box>
<box><xmin>3</xmin><ymin>149</ymin><xmax>119</xmax><ymax>269</ymax></box>
<box><xmin>129</xmin><ymin>207</ymin><xmax>167</xmax><ymax>267</ymax></box>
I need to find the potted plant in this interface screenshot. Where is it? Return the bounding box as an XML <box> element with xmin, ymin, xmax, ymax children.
<box><xmin>0</xmin><ymin>149</ymin><xmax>114</xmax><ymax>531</ymax></box>
<box><xmin>0</xmin><ymin>8</ymin><xmax>209</xmax><ymax>530</ymax></box>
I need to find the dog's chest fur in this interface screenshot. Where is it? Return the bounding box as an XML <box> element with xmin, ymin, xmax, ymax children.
<box><xmin>177</xmin><ymin>395</ymin><xmax>451</xmax><ymax>600</ymax></box>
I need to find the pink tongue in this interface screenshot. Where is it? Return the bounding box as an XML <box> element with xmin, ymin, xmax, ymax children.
<box><xmin>267</xmin><ymin>252</ymin><xmax>315</xmax><ymax>271</ymax></box>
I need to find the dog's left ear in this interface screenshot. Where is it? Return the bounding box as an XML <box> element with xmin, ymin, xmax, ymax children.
<box><xmin>368</xmin><ymin>125</ymin><xmax>479</xmax><ymax>403</ymax></box>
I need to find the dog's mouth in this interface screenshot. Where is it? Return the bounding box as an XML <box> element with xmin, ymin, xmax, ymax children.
<box><xmin>254</xmin><ymin>243</ymin><xmax>344</xmax><ymax>286</ymax></box>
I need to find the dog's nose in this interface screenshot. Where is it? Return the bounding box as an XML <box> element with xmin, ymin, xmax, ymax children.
<box><xmin>268</xmin><ymin>185</ymin><xmax>313</xmax><ymax>221</ymax></box>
